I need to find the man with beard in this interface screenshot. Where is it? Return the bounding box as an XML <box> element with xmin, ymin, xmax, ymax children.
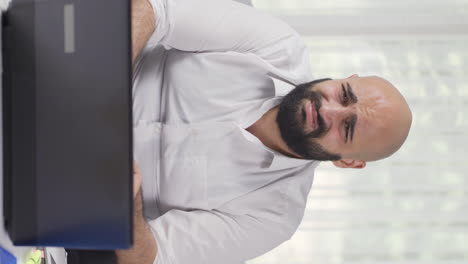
<box><xmin>117</xmin><ymin>0</ymin><xmax>413</xmax><ymax>263</ymax></box>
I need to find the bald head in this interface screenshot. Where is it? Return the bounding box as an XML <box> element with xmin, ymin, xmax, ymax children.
<box><xmin>347</xmin><ymin>76</ymin><xmax>412</xmax><ymax>161</ymax></box>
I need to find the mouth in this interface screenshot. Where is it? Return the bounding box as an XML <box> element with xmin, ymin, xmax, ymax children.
<box><xmin>303</xmin><ymin>100</ymin><xmax>318</xmax><ymax>131</ymax></box>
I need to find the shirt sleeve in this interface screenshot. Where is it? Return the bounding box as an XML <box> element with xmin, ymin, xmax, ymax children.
<box><xmin>147</xmin><ymin>209</ymin><xmax>294</xmax><ymax>264</ymax></box>
<box><xmin>146</xmin><ymin>168</ymin><xmax>317</xmax><ymax>264</ymax></box>
<box><xmin>145</xmin><ymin>0</ymin><xmax>307</xmax><ymax>71</ymax></box>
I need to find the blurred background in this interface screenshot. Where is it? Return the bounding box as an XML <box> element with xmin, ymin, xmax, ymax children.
<box><xmin>247</xmin><ymin>0</ymin><xmax>468</xmax><ymax>263</ymax></box>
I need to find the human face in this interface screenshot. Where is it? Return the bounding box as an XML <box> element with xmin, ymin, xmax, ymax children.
<box><xmin>277</xmin><ymin>75</ymin><xmax>409</xmax><ymax>164</ymax></box>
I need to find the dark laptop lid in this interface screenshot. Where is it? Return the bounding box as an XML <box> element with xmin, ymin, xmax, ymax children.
<box><xmin>3</xmin><ymin>0</ymin><xmax>133</xmax><ymax>249</ymax></box>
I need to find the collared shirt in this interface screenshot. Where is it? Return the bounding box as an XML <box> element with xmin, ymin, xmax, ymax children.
<box><xmin>132</xmin><ymin>0</ymin><xmax>320</xmax><ymax>263</ymax></box>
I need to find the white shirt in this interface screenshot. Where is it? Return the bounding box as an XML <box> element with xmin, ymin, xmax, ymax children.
<box><xmin>132</xmin><ymin>0</ymin><xmax>320</xmax><ymax>263</ymax></box>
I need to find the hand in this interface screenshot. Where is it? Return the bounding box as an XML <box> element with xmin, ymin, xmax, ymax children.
<box><xmin>117</xmin><ymin>161</ymin><xmax>157</xmax><ymax>264</ymax></box>
<box><xmin>133</xmin><ymin>160</ymin><xmax>143</xmax><ymax>199</ymax></box>
<box><xmin>131</xmin><ymin>0</ymin><xmax>156</xmax><ymax>63</ymax></box>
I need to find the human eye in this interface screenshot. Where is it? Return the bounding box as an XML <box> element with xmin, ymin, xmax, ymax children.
<box><xmin>344</xmin><ymin>120</ymin><xmax>350</xmax><ymax>142</ymax></box>
<box><xmin>341</xmin><ymin>84</ymin><xmax>349</xmax><ymax>104</ymax></box>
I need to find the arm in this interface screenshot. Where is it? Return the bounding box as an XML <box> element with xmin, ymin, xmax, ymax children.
<box><xmin>145</xmin><ymin>172</ymin><xmax>312</xmax><ymax>264</ymax></box>
<box><xmin>145</xmin><ymin>0</ymin><xmax>307</xmax><ymax>71</ymax></box>
<box><xmin>147</xmin><ymin>208</ymin><xmax>295</xmax><ymax>264</ymax></box>
<box><xmin>142</xmin><ymin>0</ymin><xmax>311</xmax><ymax>83</ymax></box>
<box><xmin>132</xmin><ymin>0</ymin><xmax>156</xmax><ymax>64</ymax></box>
<box><xmin>115</xmin><ymin>162</ymin><xmax>157</xmax><ymax>264</ymax></box>
<box><xmin>116</xmin><ymin>192</ymin><xmax>157</xmax><ymax>264</ymax></box>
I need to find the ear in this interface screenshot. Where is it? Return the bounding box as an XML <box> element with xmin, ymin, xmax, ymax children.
<box><xmin>347</xmin><ymin>74</ymin><xmax>359</xmax><ymax>79</ymax></box>
<box><xmin>332</xmin><ymin>159</ymin><xmax>366</xmax><ymax>169</ymax></box>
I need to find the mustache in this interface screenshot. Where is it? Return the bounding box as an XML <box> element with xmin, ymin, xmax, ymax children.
<box><xmin>305</xmin><ymin>93</ymin><xmax>327</xmax><ymax>139</ymax></box>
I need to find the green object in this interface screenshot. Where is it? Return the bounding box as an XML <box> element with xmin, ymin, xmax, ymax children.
<box><xmin>25</xmin><ymin>249</ymin><xmax>43</xmax><ymax>264</ymax></box>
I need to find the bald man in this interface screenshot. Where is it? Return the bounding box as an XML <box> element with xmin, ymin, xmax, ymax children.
<box><xmin>117</xmin><ymin>0</ymin><xmax>412</xmax><ymax>263</ymax></box>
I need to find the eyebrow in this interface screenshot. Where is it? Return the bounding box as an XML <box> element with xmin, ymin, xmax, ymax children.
<box><xmin>346</xmin><ymin>83</ymin><xmax>358</xmax><ymax>104</ymax></box>
<box><xmin>344</xmin><ymin>83</ymin><xmax>358</xmax><ymax>143</ymax></box>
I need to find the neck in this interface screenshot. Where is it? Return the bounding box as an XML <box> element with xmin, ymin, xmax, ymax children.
<box><xmin>246</xmin><ymin>106</ymin><xmax>301</xmax><ymax>159</ymax></box>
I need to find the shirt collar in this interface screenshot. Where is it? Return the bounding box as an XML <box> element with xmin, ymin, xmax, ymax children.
<box><xmin>267</xmin><ymin>149</ymin><xmax>318</xmax><ymax>170</ymax></box>
<box><xmin>240</xmin><ymin>127</ymin><xmax>315</xmax><ymax>170</ymax></box>
<box><xmin>269</xmin><ymin>75</ymin><xmax>296</xmax><ymax>97</ymax></box>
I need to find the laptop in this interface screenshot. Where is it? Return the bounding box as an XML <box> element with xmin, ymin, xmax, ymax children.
<box><xmin>2</xmin><ymin>0</ymin><xmax>133</xmax><ymax>249</ymax></box>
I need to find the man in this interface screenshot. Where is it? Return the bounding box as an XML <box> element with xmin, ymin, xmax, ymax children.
<box><xmin>117</xmin><ymin>0</ymin><xmax>413</xmax><ymax>263</ymax></box>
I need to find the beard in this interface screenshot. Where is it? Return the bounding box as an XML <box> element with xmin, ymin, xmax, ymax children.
<box><xmin>276</xmin><ymin>79</ymin><xmax>341</xmax><ymax>161</ymax></box>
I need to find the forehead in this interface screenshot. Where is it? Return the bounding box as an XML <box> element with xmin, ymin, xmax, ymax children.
<box><xmin>351</xmin><ymin>78</ymin><xmax>397</xmax><ymax>131</ymax></box>
<box><xmin>315</xmin><ymin>78</ymin><xmax>389</xmax><ymax>102</ymax></box>
<box><xmin>315</xmin><ymin>78</ymin><xmax>398</xmax><ymax>152</ymax></box>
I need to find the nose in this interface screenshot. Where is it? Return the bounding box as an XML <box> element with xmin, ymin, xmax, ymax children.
<box><xmin>319</xmin><ymin>100</ymin><xmax>352</xmax><ymax>127</ymax></box>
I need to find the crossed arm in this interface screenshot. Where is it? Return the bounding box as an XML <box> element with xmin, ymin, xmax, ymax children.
<box><xmin>131</xmin><ymin>0</ymin><xmax>156</xmax><ymax>64</ymax></box>
<box><xmin>115</xmin><ymin>0</ymin><xmax>157</xmax><ymax>258</ymax></box>
<box><xmin>115</xmin><ymin>160</ymin><xmax>156</xmax><ymax>264</ymax></box>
